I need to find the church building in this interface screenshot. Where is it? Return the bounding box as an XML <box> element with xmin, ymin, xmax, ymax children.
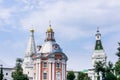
<box><xmin>22</xmin><ymin>24</ymin><xmax>68</xmax><ymax>80</ymax></box>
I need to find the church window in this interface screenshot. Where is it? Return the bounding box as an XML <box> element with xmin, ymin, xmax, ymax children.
<box><xmin>56</xmin><ymin>63</ymin><xmax>60</xmax><ymax>68</ymax></box>
<box><xmin>43</xmin><ymin>62</ymin><xmax>47</xmax><ymax>68</ymax></box>
<box><xmin>6</xmin><ymin>73</ymin><xmax>8</xmax><ymax>75</ymax></box>
<box><xmin>48</xmin><ymin>33</ymin><xmax>51</xmax><ymax>38</ymax></box>
<box><xmin>43</xmin><ymin>72</ymin><xmax>47</xmax><ymax>79</ymax></box>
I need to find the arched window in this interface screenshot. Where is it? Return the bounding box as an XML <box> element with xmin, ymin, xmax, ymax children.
<box><xmin>43</xmin><ymin>62</ymin><xmax>47</xmax><ymax>68</ymax></box>
<box><xmin>43</xmin><ymin>72</ymin><xmax>47</xmax><ymax>79</ymax></box>
<box><xmin>56</xmin><ymin>63</ymin><xmax>60</xmax><ymax>68</ymax></box>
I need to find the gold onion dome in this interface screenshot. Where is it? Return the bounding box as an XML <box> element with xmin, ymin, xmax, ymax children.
<box><xmin>47</xmin><ymin>25</ymin><xmax>53</xmax><ymax>32</ymax></box>
<box><xmin>30</xmin><ymin>25</ymin><xmax>35</xmax><ymax>32</ymax></box>
<box><xmin>30</xmin><ymin>29</ymin><xmax>34</xmax><ymax>33</ymax></box>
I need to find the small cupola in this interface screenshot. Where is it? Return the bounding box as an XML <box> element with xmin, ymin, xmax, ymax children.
<box><xmin>45</xmin><ymin>24</ymin><xmax>55</xmax><ymax>42</ymax></box>
<box><xmin>47</xmin><ymin>25</ymin><xmax>53</xmax><ymax>32</ymax></box>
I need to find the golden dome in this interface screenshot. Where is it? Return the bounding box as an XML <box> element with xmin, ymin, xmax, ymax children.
<box><xmin>30</xmin><ymin>29</ymin><xmax>34</xmax><ymax>33</ymax></box>
<box><xmin>47</xmin><ymin>26</ymin><xmax>53</xmax><ymax>32</ymax></box>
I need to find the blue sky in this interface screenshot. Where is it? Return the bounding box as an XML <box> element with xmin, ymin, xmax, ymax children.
<box><xmin>0</xmin><ymin>0</ymin><xmax>120</xmax><ymax>71</ymax></box>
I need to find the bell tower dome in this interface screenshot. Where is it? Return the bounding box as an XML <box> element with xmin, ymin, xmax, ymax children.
<box><xmin>45</xmin><ymin>24</ymin><xmax>55</xmax><ymax>42</ymax></box>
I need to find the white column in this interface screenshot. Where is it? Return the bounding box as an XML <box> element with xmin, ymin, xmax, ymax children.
<box><xmin>64</xmin><ymin>64</ymin><xmax>65</xmax><ymax>80</ymax></box>
<box><xmin>52</xmin><ymin>62</ymin><xmax>55</xmax><ymax>80</ymax></box>
<box><xmin>40</xmin><ymin>62</ymin><xmax>41</xmax><ymax>80</ymax></box>
<box><xmin>38</xmin><ymin>63</ymin><xmax>40</xmax><ymax>80</ymax></box>
<box><xmin>62</xmin><ymin>63</ymin><xmax>64</xmax><ymax>80</ymax></box>
<box><xmin>35</xmin><ymin>62</ymin><xmax>37</xmax><ymax>80</ymax></box>
<box><xmin>64</xmin><ymin>63</ymin><xmax>66</xmax><ymax>80</ymax></box>
<box><xmin>37</xmin><ymin>63</ymin><xmax>39</xmax><ymax>80</ymax></box>
<box><xmin>48</xmin><ymin>62</ymin><xmax>51</xmax><ymax>80</ymax></box>
<box><xmin>33</xmin><ymin>62</ymin><xmax>36</xmax><ymax>80</ymax></box>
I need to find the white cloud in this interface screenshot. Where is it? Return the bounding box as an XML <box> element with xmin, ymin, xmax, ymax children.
<box><xmin>0</xmin><ymin>6</ymin><xmax>17</xmax><ymax>31</ymax></box>
<box><xmin>19</xmin><ymin>0</ymin><xmax>120</xmax><ymax>40</ymax></box>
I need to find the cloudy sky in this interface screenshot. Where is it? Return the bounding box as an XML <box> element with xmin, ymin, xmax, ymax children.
<box><xmin>0</xmin><ymin>0</ymin><xmax>120</xmax><ymax>71</ymax></box>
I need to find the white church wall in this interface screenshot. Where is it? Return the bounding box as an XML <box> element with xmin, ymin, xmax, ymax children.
<box><xmin>2</xmin><ymin>68</ymin><xmax>14</xmax><ymax>80</ymax></box>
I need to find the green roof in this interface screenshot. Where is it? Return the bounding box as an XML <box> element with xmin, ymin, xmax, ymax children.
<box><xmin>95</xmin><ymin>40</ymin><xmax>103</xmax><ymax>50</ymax></box>
<box><xmin>82</xmin><ymin>69</ymin><xmax>88</xmax><ymax>73</ymax></box>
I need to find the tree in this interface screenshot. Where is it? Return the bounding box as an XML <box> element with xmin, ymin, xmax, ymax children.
<box><xmin>105</xmin><ymin>72</ymin><xmax>117</xmax><ymax>80</ymax></box>
<box><xmin>0</xmin><ymin>65</ymin><xmax>4</xmax><ymax>80</ymax></box>
<box><xmin>77</xmin><ymin>72</ymin><xmax>84</xmax><ymax>80</ymax></box>
<box><xmin>117</xmin><ymin>77</ymin><xmax>120</xmax><ymax>80</ymax></box>
<box><xmin>84</xmin><ymin>75</ymin><xmax>91</xmax><ymax>80</ymax></box>
<box><xmin>106</xmin><ymin>61</ymin><xmax>114</xmax><ymax>73</ymax></box>
<box><xmin>12</xmin><ymin>58</ymin><xmax>29</xmax><ymax>80</ymax></box>
<box><xmin>94</xmin><ymin>61</ymin><xmax>105</xmax><ymax>80</ymax></box>
<box><xmin>115</xmin><ymin>43</ymin><xmax>120</xmax><ymax>77</ymax></box>
<box><xmin>115</xmin><ymin>61</ymin><xmax>120</xmax><ymax>75</ymax></box>
<box><xmin>67</xmin><ymin>71</ymin><xmax>75</xmax><ymax>80</ymax></box>
<box><xmin>78</xmin><ymin>72</ymin><xmax>91</xmax><ymax>80</ymax></box>
<box><xmin>116</xmin><ymin>43</ymin><xmax>120</xmax><ymax>61</ymax></box>
<box><xmin>105</xmin><ymin>61</ymin><xmax>117</xmax><ymax>80</ymax></box>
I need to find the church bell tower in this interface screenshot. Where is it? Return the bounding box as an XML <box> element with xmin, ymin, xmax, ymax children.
<box><xmin>92</xmin><ymin>28</ymin><xmax>107</xmax><ymax>67</ymax></box>
<box><xmin>22</xmin><ymin>28</ymin><xmax>36</xmax><ymax>80</ymax></box>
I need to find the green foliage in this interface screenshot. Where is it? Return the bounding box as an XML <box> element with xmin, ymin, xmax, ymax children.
<box><xmin>115</xmin><ymin>61</ymin><xmax>120</xmax><ymax>75</ymax></box>
<box><xmin>77</xmin><ymin>72</ymin><xmax>91</xmax><ymax>80</ymax></box>
<box><xmin>94</xmin><ymin>61</ymin><xmax>105</xmax><ymax>80</ymax></box>
<box><xmin>0</xmin><ymin>65</ymin><xmax>4</xmax><ymax>80</ymax></box>
<box><xmin>77</xmin><ymin>72</ymin><xmax>84</xmax><ymax>80</ymax></box>
<box><xmin>115</xmin><ymin>43</ymin><xmax>120</xmax><ymax>77</ymax></box>
<box><xmin>106</xmin><ymin>61</ymin><xmax>114</xmax><ymax>73</ymax></box>
<box><xmin>95</xmin><ymin>61</ymin><xmax>105</xmax><ymax>72</ymax></box>
<box><xmin>12</xmin><ymin>58</ymin><xmax>29</xmax><ymax>80</ymax></box>
<box><xmin>67</xmin><ymin>71</ymin><xmax>75</xmax><ymax>80</ymax></box>
<box><xmin>116</xmin><ymin>43</ymin><xmax>120</xmax><ymax>61</ymax></box>
<box><xmin>105</xmin><ymin>61</ymin><xmax>117</xmax><ymax>80</ymax></box>
<box><xmin>106</xmin><ymin>72</ymin><xmax>117</xmax><ymax>80</ymax></box>
<box><xmin>97</xmin><ymin>76</ymin><xmax>100</xmax><ymax>80</ymax></box>
<box><xmin>117</xmin><ymin>77</ymin><xmax>120</xmax><ymax>80</ymax></box>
